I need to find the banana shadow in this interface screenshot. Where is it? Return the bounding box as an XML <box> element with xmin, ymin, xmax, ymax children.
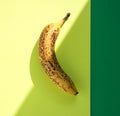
<box><xmin>15</xmin><ymin>2</ymin><xmax>90</xmax><ymax>116</ymax></box>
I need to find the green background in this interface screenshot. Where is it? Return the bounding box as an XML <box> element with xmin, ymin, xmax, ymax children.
<box><xmin>91</xmin><ymin>0</ymin><xmax>120</xmax><ymax>116</ymax></box>
<box><xmin>0</xmin><ymin>0</ymin><xmax>90</xmax><ymax>116</ymax></box>
<box><xmin>1</xmin><ymin>0</ymin><xmax>119</xmax><ymax>116</ymax></box>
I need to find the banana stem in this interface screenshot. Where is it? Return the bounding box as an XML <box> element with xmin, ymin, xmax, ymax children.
<box><xmin>60</xmin><ymin>13</ymin><xmax>70</xmax><ymax>27</ymax></box>
<box><xmin>63</xmin><ymin>13</ymin><xmax>71</xmax><ymax>21</ymax></box>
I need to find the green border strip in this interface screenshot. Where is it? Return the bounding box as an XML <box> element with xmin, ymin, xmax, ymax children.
<box><xmin>91</xmin><ymin>0</ymin><xmax>120</xmax><ymax>116</ymax></box>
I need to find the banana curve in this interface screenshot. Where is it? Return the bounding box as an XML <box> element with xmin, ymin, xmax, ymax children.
<box><xmin>38</xmin><ymin>13</ymin><xmax>78</xmax><ymax>95</ymax></box>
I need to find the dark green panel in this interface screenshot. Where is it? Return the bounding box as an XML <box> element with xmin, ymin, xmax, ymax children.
<box><xmin>91</xmin><ymin>0</ymin><xmax>120</xmax><ymax>116</ymax></box>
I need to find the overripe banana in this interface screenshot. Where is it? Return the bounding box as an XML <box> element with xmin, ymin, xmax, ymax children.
<box><xmin>39</xmin><ymin>13</ymin><xmax>78</xmax><ymax>95</ymax></box>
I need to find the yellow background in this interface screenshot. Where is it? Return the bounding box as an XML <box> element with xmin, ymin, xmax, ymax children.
<box><xmin>0</xmin><ymin>0</ymin><xmax>90</xmax><ymax>116</ymax></box>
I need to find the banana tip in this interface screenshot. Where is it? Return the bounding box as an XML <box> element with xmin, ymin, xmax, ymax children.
<box><xmin>74</xmin><ymin>91</ymin><xmax>79</xmax><ymax>95</ymax></box>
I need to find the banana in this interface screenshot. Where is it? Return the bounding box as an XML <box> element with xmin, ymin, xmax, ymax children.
<box><xmin>38</xmin><ymin>13</ymin><xmax>78</xmax><ymax>95</ymax></box>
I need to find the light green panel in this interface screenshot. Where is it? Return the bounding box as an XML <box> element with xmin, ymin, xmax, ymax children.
<box><xmin>0</xmin><ymin>0</ymin><xmax>90</xmax><ymax>116</ymax></box>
